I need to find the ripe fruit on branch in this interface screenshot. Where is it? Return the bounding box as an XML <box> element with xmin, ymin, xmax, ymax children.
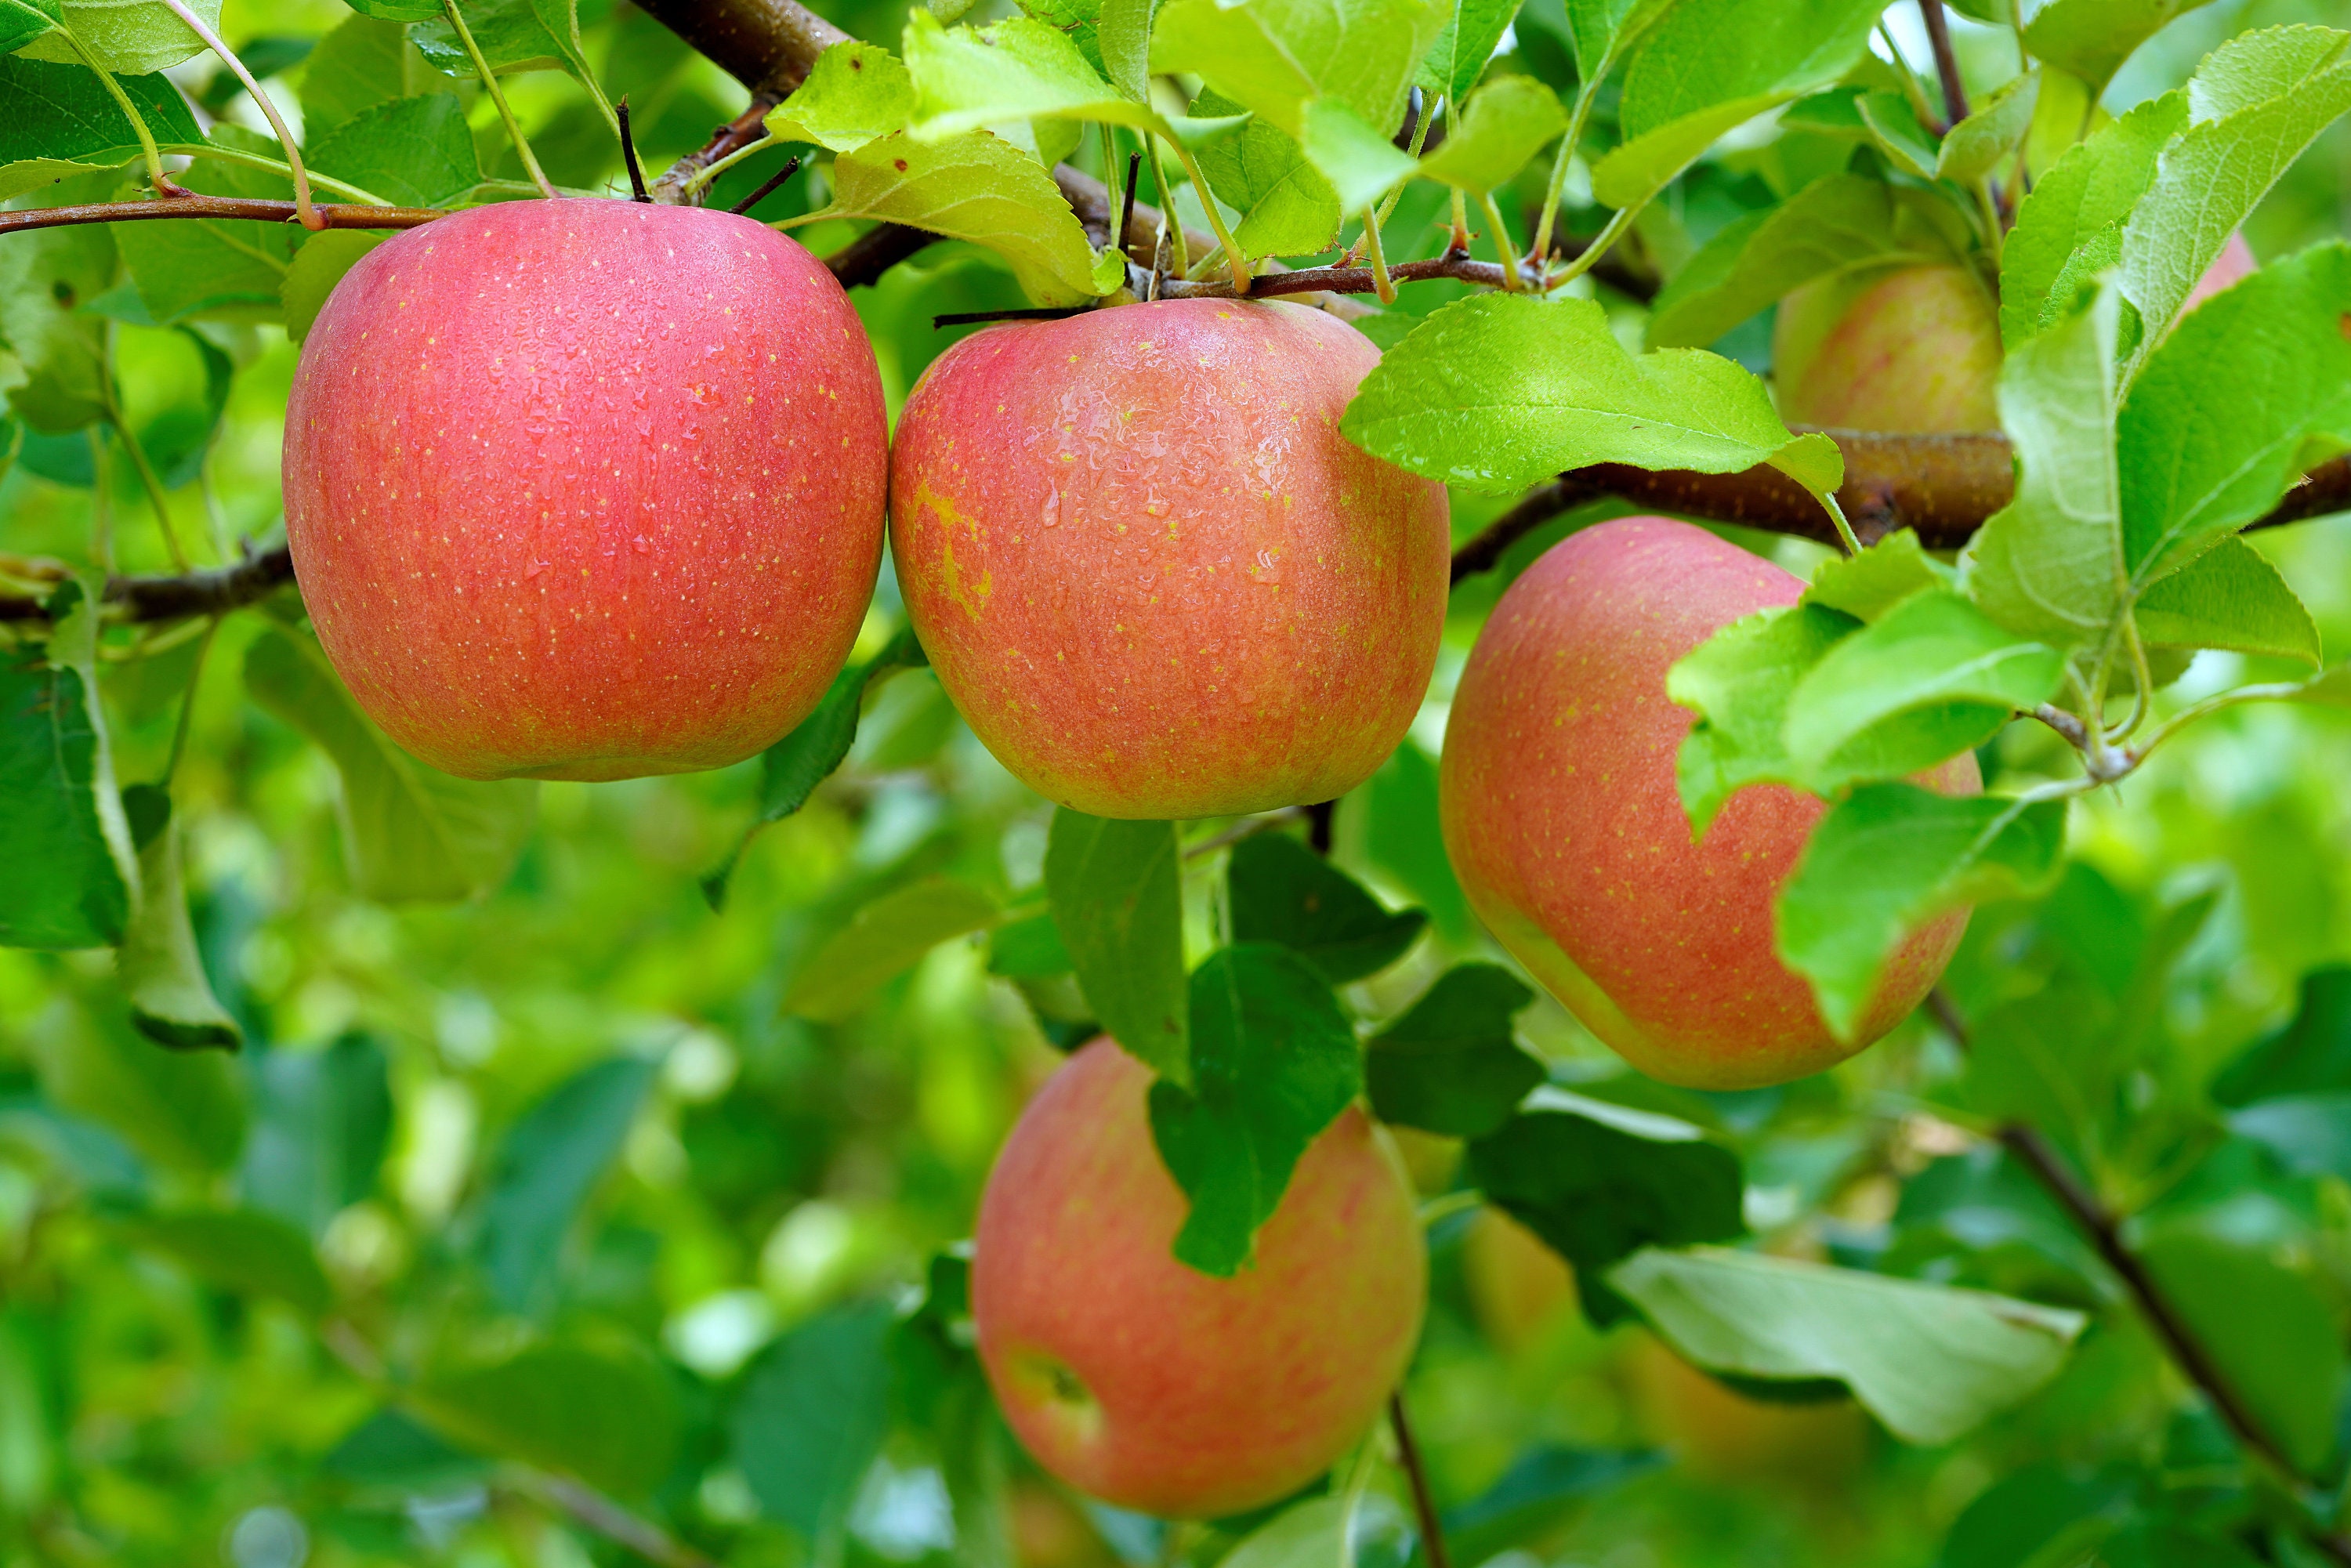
<box><xmin>973</xmin><ymin>1039</ymin><xmax>1425</xmax><ymax>1518</ymax></box>
<box><xmin>1440</xmin><ymin>518</ymin><xmax>1976</xmax><ymax>1089</ymax></box>
<box><xmin>890</xmin><ymin>299</ymin><xmax>1450</xmax><ymax>820</ymax></box>
<box><xmin>283</xmin><ymin>198</ymin><xmax>889</xmax><ymax>781</ymax></box>
<box><xmin>1773</xmin><ymin>263</ymin><xmax>2002</xmax><ymax>433</ymax></box>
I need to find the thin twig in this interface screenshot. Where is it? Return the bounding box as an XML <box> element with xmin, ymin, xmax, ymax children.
<box><xmin>1306</xmin><ymin>799</ymin><xmax>1336</xmax><ymax>855</ymax></box>
<box><xmin>933</xmin><ymin>306</ymin><xmax>1091</xmax><ymax>328</ymax></box>
<box><xmin>516</xmin><ymin>1474</ymin><xmax>718</xmax><ymax>1568</ymax></box>
<box><xmin>726</xmin><ymin>155</ymin><xmax>802</xmax><ymax>215</ymax></box>
<box><xmin>0</xmin><ymin>194</ymin><xmax>441</xmax><ymax>236</ymax></box>
<box><xmin>1181</xmin><ymin>807</ymin><xmax>1306</xmax><ymax>860</ymax></box>
<box><xmin>447</xmin><ymin>0</ymin><xmax>558</xmax><ymax>199</ymax></box>
<box><xmin>1389</xmin><ymin>1393</ymin><xmax>1452</xmax><ymax>1568</ymax></box>
<box><xmin>1918</xmin><ymin>0</ymin><xmax>1970</xmax><ymax>127</ymax></box>
<box><xmin>158</xmin><ymin>0</ymin><xmax>322</xmax><ymax>227</ymax></box>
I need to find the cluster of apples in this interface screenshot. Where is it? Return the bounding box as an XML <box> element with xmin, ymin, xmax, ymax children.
<box><xmin>283</xmin><ymin>196</ymin><xmax>2255</xmax><ymax>1520</ymax></box>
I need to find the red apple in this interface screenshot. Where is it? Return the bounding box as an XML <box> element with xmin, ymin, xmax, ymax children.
<box><xmin>889</xmin><ymin>299</ymin><xmax>1450</xmax><ymax>820</ymax></box>
<box><xmin>283</xmin><ymin>197</ymin><xmax>888</xmax><ymax>781</ymax></box>
<box><xmin>2182</xmin><ymin>231</ymin><xmax>2258</xmax><ymax>314</ymax></box>
<box><xmin>1773</xmin><ymin>263</ymin><xmax>2002</xmax><ymax>433</ymax></box>
<box><xmin>972</xmin><ymin>1038</ymin><xmax>1426</xmax><ymax>1518</ymax></box>
<box><xmin>1439</xmin><ymin>517</ymin><xmax>1976</xmax><ymax>1089</ymax></box>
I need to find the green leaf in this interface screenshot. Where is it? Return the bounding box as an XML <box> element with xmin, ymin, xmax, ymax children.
<box><xmin>281</xmin><ymin>231</ymin><xmax>384</xmax><ymax>346</ymax></box>
<box><xmin>819</xmin><ymin>129</ymin><xmax>1117</xmax><ymax>305</ymax></box>
<box><xmin>1299</xmin><ymin>95</ymin><xmax>1418</xmax><ymax>209</ymax></box>
<box><xmin>2120</xmin><ymin>241</ymin><xmax>2351</xmax><ymax>585</ymax></box>
<box><xmin>1607</xmin><ymin>1246</ymin><xmax>2085</xmax><ymax>1444</ymax></box>
<box><xmin>1221</xmin><ymin>1497</ymin><xmax>1352</xmax><ymax>1568</ymax></box>
<box><xmin>420</xmin><ymin>1341</ymin><xmax>679</xmax><ymax>1494</ymax></box>
<box><xmin>2212</xmin><ymin>966</ymin><xmax>2351</xmax><ymax>1106</ymax></box>
<box><xmin>116</xmin><ymin>1208</ymin><xmax>330</xmax><ymax>1317</ymax></box>
<box><xmin>1589</xmin><ymin>0</ymin><xmax>1883</xmax><ymax>212</ymax></box>
<box><xmin>768</xmin><ymin>39</ymin><xmax>916</xmax><ymax>152</ymax></box>
<box><xmin>2138</xmin><ymin>1230</ymin><xmax>2342</xmax><ymax>1474</ymax></box>
<box><xmin>1442</xmin><ymin>1447</ymin><xmax>1668</xmax><ymax>1568</ymax></box>
<box><xmin>1853</xmin><ymin>90</ymin><xmax>1939</xmax><ymax>181</ymax></box>
<box><xmin>1415</xmin><ymin>73</ymin><xmax>1564</xmax><ymax>190</ymax></box>
<box><xmin>1778</xmin><ymin>784</ymin><xmax>2070</xmax><ymax>1040</ymax></box>
<box><xmin>2022</xmin><ymin>0</ymin><xmax>2220</xmax><ymax>100</ymax></box>
<box><xmin>411</xmin><ymin>0</ymin><xmax>565</xmax><ymax>78</ymax></box>
<box><xmin>1192</xmin><ymin>87</ymin><xmax>1342</xmax><ymax>260</ymax></box>
<box><xmin>242</xmin><ymin>1034</ymin><xmax>393</xmax><ymax>1238</ymax></box>
<box><xmin>1937</xmin><ymin>68</ymin><xmax>2039</xmax><ymax>185</ymax></box>
<box><xmin>1806</xmin><ymin>530</ymin><xmax>1955</xmax><ymax>622</ymax></box>
<box><xmin>1418</xmin><ymin>0</ymin><xmax>1518</xmax><ymax>105</ymax></box>
<box><xmin>1229</xmin><ymin>832</ymin><xmax>1425</xmax><ymax>983</ymax></box>
<box><xmin>1149</xmin><ymin>0</ymin><xmax>1449</xmax><ymax>139</ymax></box>
<box><xmin>522</xmin><ymin>0</ymin><xmax>615</xmax><ymax>134</ymax></box>
<box><xmin>300</xmin><ymin>14</ymin><xmax>456</xmax><ymax>144</ymax></box>
<box><xmin>118</xmin><ymin>807</ymin><xmax>240</xmax><ymax>1051</ymax></box>
<box><xmin>702</xmin><ymin>627</ymin><xmax>929</xmax><ymax>909</ymax></box>
<box><xmin>2134</xmin><ymin>536</ymin><xmax>2321</xmax><ymax>665</ymax></box>
<box><xmin>732</xmin><ymin>1302</ymin><xmax>897</xmax><ymax>1537</ymax></box>
<box><xmin>339</xmin><ymin>0</ymin><xmax>445</xmax><ymax>23</ymax></box>
<box><xmin>1668</xmin><ymin>603</ymin><xmax>1853</xmax><ymax>837</ymax></box>
<box><xmin>473</xmin><ymin>1056</ymin><xmax>654</xmax><ymax>1316</ymax></box>
<box><xmin>1364</xmin><ymin>963</ymin><xmax>1541</xmax><ymax>1138</ymax></box>
<box><xmin>1780</xmin><ymin>588</ymin><xmax>2066</xmax><ymax>786</ymax></box>
<box><xmin>906</xmin><ymin>11</ymin><xmax>1234</xmax><ymax>144</ymax></box>
<box><xmin>2119</xmin><ymin>27</ymin><xmax>2351</xmax><ymax>381</ymax></box>
<box><xmin>243</xmin><ymin>625</ymin><xmax>536</xmax><ymax>904</ymax></box>
<box><xmin>987</xmin><ymin>911</ymin><xmax>1073</xmax><ymax>977</ymax></box>
<box><xmin>307</xmin><ymin>94</ymin><xmax>482</xmax><ymax>208</ymax></box>
<box><xmin>783</xmin><ymin>877</ymin><xmax>1001</xmax><ymax>1021</ymax></box>
<box><xmin>1343</xmin><ymin>294</ymin><xmax>1842</xmax><ymax>496</ymax></box>
<box><xmin>0</xmin><ymin>224</ymin><xmax>114</xmax><ymax>433</ymax></box>
<box><xmin>1562</xmin><ymin>0</ymin><xmax>1667</xmax><ymax>82</ymax></box>
<box><xmin>1045</xmin><ymin>810</ymin><xmax>1188</xmax><ymax>1084</ymax></box>
<box><xmin>2228</xmin><ymin>1094</ymin><xmax>2351</xmax><ymax>1182</ymax></box>
<box><xmin>1147</xmin><ymin>943</ymin><xmax>1360</xmax><ymax>1276</ymax></box>
<box><xmin>1465</xmin><ymin>1088</ymin><xmax>1745</xmax><ymax>1326</ymax></box>
<box><xmin>2000</xmin><ymin>91</ymin><xmax>2184</xmax><ymax>349</ymax></box>
<box><xmin>1096</xmin><ymin>0</ymin><xmax>1153</xmax><ymax>100</ymax></box>
<box><xmin>1962</xmin><ymin>282</ymin><xmax>2124</xmax><ymax>648</ymax></box>
<box><xmin>17</xmin><ymin>0</ymin><xmax>219</xmax><ymax>74</ymax></box>
<box><xmin>0</xmin><ymin>585</ymin><xmax>136</xmax><ymax>948</ymax></box>
<box><xmin>0</xmin><ymin>0</ymin><xmax>60</xmax><ymax>54</ymax></box>
<box><xmin>1646</xmin><ymin>174</ymin><xmax>1946</xmax><ymax>351</ymax></box>
<box><xmin>0</xmin><ymin>55</ymin><xmax>202</xmax><ymax>189</ymax></box>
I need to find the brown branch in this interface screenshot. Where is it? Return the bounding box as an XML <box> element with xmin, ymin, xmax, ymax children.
<box><xmin>654</xmin><ymin>100</ymin><xmax>781</xmax><ymax>205</ymax></box>
<box><xmin>1161</xmin><ymin>251</ymin><xmax>1540</xmax><ymax>302</ymax></box>
<box><xmin>824</xmin><ymin>221</ymin><xmax>937</xmax><ymax>288</ymax></box>
<box><xmin>0</xmin><ymin>545</ymin><xmax>296</xmax><ymax>625</ymax></box>
<box><xmin>1918</xmin><ymin>0</ymin><xmax>1970</xmax><ymax>129</ymax></box>
<box><xmin>1389</xmin><ymin>1392</ymin><xmax>1452</xmax><ymax>1568</ymax></box>
<box><xmin>0</xmin><ymin>194</ymin><xmax>442</xmax><ymax>236</ymax></box>
<box><xmin>629</xmin><ymin>0</ymin><xmax>843</xmax><ymax>98</ymax></box>
<box><xmin>1447</xmin><ymin>442</ymin><xmax>2351</xmax><ymax>581</ymax></box>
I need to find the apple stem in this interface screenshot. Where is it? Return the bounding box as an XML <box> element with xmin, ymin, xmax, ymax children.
<box><xmin>1168</xmin><ymin>138</ymin><xmax>1253</xmax><ymax>295</ymax></box>
<box><xmin>1531</xmin><ymin>77</ymin><xmax>1602</xmax><ymax>266</ymax></box>
<box><xmin>1143</xmin><ymin>138</ymin><xmax>1188</xmax><ymax>278</ymax></box>
<box><xmin>152</xmin><ymin>0</ymin><xmax>326</xmax><ymax>230</ymax></box>
<box><xmin>618</xmin><ymin>97</ymin><xmax>652</xmax><ymax>202</ymax></box>
<box><xmin>1477</xmin><ymin>190</ymin><xmax>1520</xmax><ymax>292</ymax></box>
<box><xmin>1374</xmin><ymin>87</ymin><xmax>1433</xmax><ymax>232</ymax></box>
<box><xmin>1389</xmin><ymin>1392</ymin><xmax>1452</xmax><ymax>1568</ymax></box>
<box><xmin>1117</xmin><ymin>151</ymin><xmax>1143</xmax><ymax>261</ymax></box>
<box><xmin>53</xmin><ymin>29</ymin><xmax>168</xmax><ymax>196</ymax></box>
<box><xmin>444</xmin><ymin>0</ymin><xmax>560</xmax><ymax>200</ymax></box>
<box><xmin>1817</xmin><ymin>491</ymin><xmax>1864</xmax><ymax>556</ymax></box>
<box><xmin>726</xmin><ymin>155</ymin><xmax>803</xmax><ymax>216</ymax></box>
<box><xmin>1360</xmin><ymin>208</ymin><xmax>1397</xmax><ymax>305</ymax></box>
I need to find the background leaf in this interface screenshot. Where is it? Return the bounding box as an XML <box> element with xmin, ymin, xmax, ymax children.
<box><xmin>731</xmin><ymin>1302</ymin><xmax>897</xmax><ymax>1538</ymax></box>
<box><xmin>1364</xmin><ymin>963</ymin><xmax>1541</xmax><ymax>1138</ymax></box>
<box><xmin>472</xmin><ymin>1056</ymin><xmax>655</xmax><ymax>1316</ymax></box>
<box><xmin>1228</xmin><ymin>831</ymin><xmax>1425</xmax><ymax>983</ymax></box>
<box><xmin>1044</xmin><ymin>810</ymin><xmax>1189</xmax><ymax>1085</ymax></box>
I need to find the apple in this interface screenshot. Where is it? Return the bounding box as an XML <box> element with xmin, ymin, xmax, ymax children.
<box><xmin>972</xmin><ymin>1038</ymin><xmax>1426</xmax><ymax>1518</ymax></box>
<box><xmin>1775</xmin><ymin>239</ymin><xmax>2259</xmax><ymax>435</ymax></box>
<box><xmin>1439</xmin><ymin>516</ymin><xmax>1976</xmax><ymax>1089</ymax></box>
<box><xmin>1773</xmin><ymin>263</ymin><xmax>2002</xmax><ymax>433</ymax></box>
<box><xmin>2183</xmin><ymin>231</ymin><xmax>2258</xmax><ymax>314</ymax></box>
<box><xmin>283</xmin><ymin>198</ymin><xmax>889</xmax><ymax>781</ymax></box>
<box><xmin>889</xmin><ymin>299</ymin><xmax>1451</xmax><ymax>820</ymax></box>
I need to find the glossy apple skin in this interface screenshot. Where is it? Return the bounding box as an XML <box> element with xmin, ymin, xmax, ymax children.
<box><xmin>973</xmin><ymin>1039</ymin><xmax>1426</xmax><ymax>1519</ymax></box>
<box><xmin>284</xmin><ymin>198</ymin><xmax>888</xmax><ymax>781</ymax></box>
<box><xmin>1773</xmin><ymin>263</ymin><xmax>2002</xmax><ymax>433</ymax></box>
<box><xmin>1440</xmin><ymin>517</ymin><xmax>1977</xmax><ymax>1089</ymax></box>
<box><xmin>889</xmin><ymin>299</ymin><xmax>1450</xmax><ymax>820</ymax></box>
